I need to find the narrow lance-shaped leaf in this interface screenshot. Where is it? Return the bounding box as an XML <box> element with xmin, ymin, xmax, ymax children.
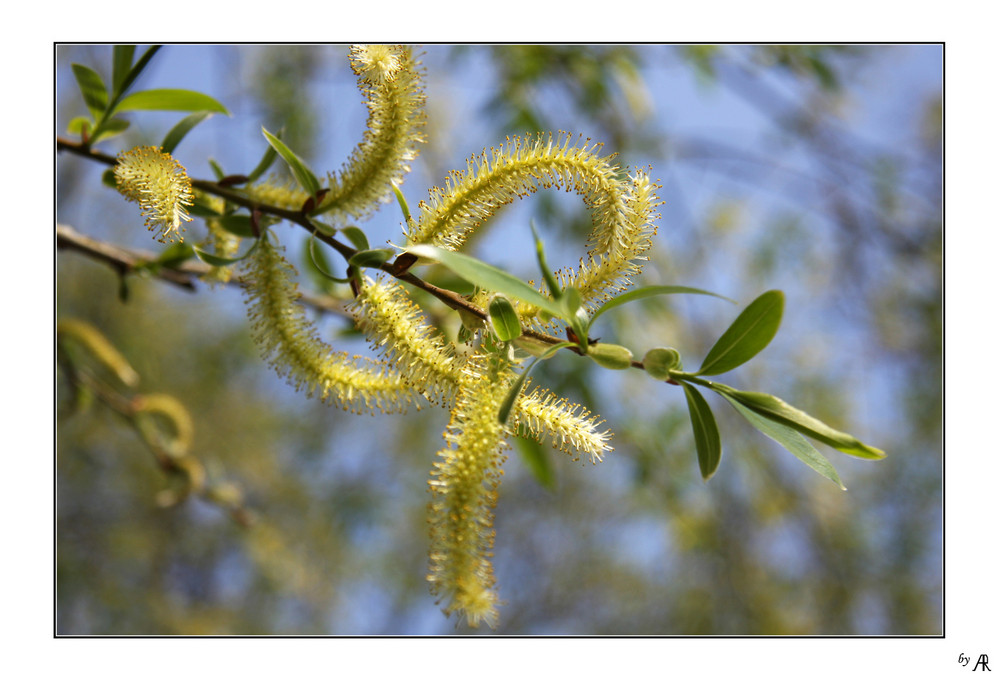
<box><xmin>261</xmin><ymin>126</ymin><xmax>321</xmax><ymax>198</ymax></box>
<box><xmin>246</xmin><ymin>131</ymin><xmax>281</xmax><ymax>183</ymax></box>
<box><xmin>708</xmin><ymin>383</ymin><xmax>886</xmax><ymax>460</ymax></box>
<box><xmin>720</xmin><ymin>392</ymin><xmax>846</xmax><ymax>489</ymax></box>
<box><xmin>391</xmin><ymin>180</ymin><xmax>413</xmax><ymax>227</ymax></box>
<box><xmin>110</xmin><ymin>45</ymin><xmax>161</xmax><ymax>104</ymax></box>
<box><xmin>406</xmin><ymin>244</ymin><xmax>567</xmax><ymax>319</ymax></box>
<box><xmin>111</xmin><ymin>45</ymin><xmax>136</xmax><ymax>93</ymax></box>
<box><xmin>117</xmin><ymin>89</ymin><xmax>230</xmax><ymax>115</ymax></box>
<box><xmin>530</xmin><ymin>220</ymin><xmax>562</xmax><ymax>300</ymax></box>
<box><xmin>161</xmin><ymin>111</ymin><xmax>214</xmax><ymax>154</ymax></box>
<box><xmin>696</xmin><ymin>290</ymin><xmax>784</xmax><ymax>376</ymax></box>
<box><xmin>71</xmin><ymin>64</ymin><xmax>108</xmax><ymax>119</ymax></box>
<box><xmin>682</xmin><ymin>382</ymin><xmax>722</xmax><ymax>480</ymax></box>
<box><xmin>587</xmin><ymin>285</ymin><xmax>735</xmax><ymax>330</ymax></box>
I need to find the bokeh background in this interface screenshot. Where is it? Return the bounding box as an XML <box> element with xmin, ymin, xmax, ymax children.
<box><xmin>55</xmin><ymin>44</ymin><xmax>942</xmax><ymax>635</ymax></box>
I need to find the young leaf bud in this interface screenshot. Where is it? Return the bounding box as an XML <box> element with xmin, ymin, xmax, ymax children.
<box><xmin>643</xmin><ymin>347</ymin><xmax>682</xmax><ymax>380</ymax></box>
<box><xmin>587</xmin><ymin>342</ymin><xmax>634</xmax><ymax>370</ymax></box>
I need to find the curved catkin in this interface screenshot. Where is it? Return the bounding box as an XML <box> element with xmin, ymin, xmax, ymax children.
<box><xmin>319</xmin><ymin>45</ymin><xmax>426</xmax><ymax>220</ymax></box>
<box><xmin>408</xmin><ymin>133</ymin><xmax>628</xmax><ymax>253</ymax></box>
<box><xmin>243</xmin><ymin>235</ymin><xmax>415</xmax><ymax>413</ymax></box>
<box><xmin>556</xmin><ymin>169</ymin><xmax>662</xmax><ymax>313</ymax></box>
<box><xmin>242</xmin><ymin>44</ymin><xmax>426</xmax><ymax>222</ymax></box>
<box><xmin>407</xmin><ymin>134</ymin><xmax>661</xmax><ymax>319</ymax></box>
<box><xmin>350</xmin><ymin>275</ymin><xmax>465</xmax><ymax>405</ymax></box>
<box><xmin>426</xmin><ymin>354</ymin><xmax>515</xmax><ymax>629</ymax></box>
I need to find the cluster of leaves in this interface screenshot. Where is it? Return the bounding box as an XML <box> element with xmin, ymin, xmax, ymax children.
<box><xmin>69</xmin><ymin>45</ymin><xmax>229</xmax><ymax>148</ymax></box>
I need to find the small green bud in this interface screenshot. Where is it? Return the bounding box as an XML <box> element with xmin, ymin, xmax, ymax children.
<box><xmin>587</xmin><ymin>342</ymin><xmax>634</xmax><ymax>370</ymax></box>
<box><xmin>643</xmin><ymin>347</ymin><xmax>682</xmax><ymax>380</ymax></box>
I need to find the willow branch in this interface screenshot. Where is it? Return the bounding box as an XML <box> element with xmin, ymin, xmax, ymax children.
<box><xmin>56</xmin><ymin>224</ymin><xmax>350</xmax><ymax>317</ymax></box>
<box><xmin>56</xmin><ymin>136</ymin><xmax>570</xmax><ymax>349</ymax></box>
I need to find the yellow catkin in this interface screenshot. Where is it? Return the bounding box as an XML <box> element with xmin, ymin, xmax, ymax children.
<box><xmin>350</xmin><ymin>275</ymin><xmax>465</xmax><ymax>405</ymax></box>
<box><xmin>512</xmin><ymin>385</ymin><xmax>613</xmax><ymax>464</ymax></box>
<box><xmin>242</xmin><ymin>44</ymin><xmax>426</xmax><ymax>223</ymax></box>
<box><xmin>114</xmin><ymin>146</ymin><xmax>194</xmax><ymax>242</ymax></box>
<box><xmin>242</xmin><ymin>235</ymin><xmax>415</xmax><ymax>413</ymax></box>
<box><xmin>427</xmin><ymin>353</ymin><xmax>515</xmax><ymax>629</ymax></box>
<box><xmin>406</xmin><ymin>134</ymin><xmax>662</xmax><ymax>319</ymax></box>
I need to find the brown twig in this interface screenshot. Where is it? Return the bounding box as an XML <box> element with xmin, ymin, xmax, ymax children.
<box><xmin>56</xmin><ymin>224</ymin><xmax>350</xmax><ymax>317</ymax></box>
<box><xmin>56</xmin><ymin>136</ymin><xmax>570</xmax><ymax>348</ymax></box>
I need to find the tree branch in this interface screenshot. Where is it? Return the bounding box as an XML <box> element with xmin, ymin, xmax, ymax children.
<box><xmin>56</xmin><ymin>136</ymin><xmax>571</xmax><ymax>349</ymax></box>
<box><xmin>56</xmin><ymin>224</ymin><xmax>350</xmax><ymax>317</ymax></box>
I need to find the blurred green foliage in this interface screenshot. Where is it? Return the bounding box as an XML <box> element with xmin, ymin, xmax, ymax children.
<box><xmin>56</xmin><ymin>44</ymin><xmax>941</xmax><ymax>634</ymax></box>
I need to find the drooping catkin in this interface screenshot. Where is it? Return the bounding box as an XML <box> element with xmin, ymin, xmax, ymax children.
<box><xmin>243</xmin><ymin>235</ymin><xmax>415</xmax><ymax>413</ymax></box>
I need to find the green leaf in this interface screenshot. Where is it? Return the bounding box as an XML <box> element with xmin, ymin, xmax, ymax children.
<box><xmin>515</xmin><ymin>436</ymin><xmax>556</xmax><ymax>491</ymax></box>
<box><xmin>261</xmin><ymin>126</ymin><xmax>321</xmax><ymax>198</ymax></box>
<box><xmin>498</xmin><ymin>342</ymin><xmax>573</xmax><ymax>425</ymax></box>
<box><xmin>682</xmin><ymin>382</ymin><xmax>722</xmax><ymax>480</ymax></box>
<box><xmin>71</xmin><ymin>64</ymin><xmax>108</xmax><ymax>119</ymax></box>
<box><xmin>193</xmin><ymin>239</ymin><xmax>259</xmax><ymax>267</ymax></box>
<box><xmin>208</xmin><ymin>158</ymin><xmax>226</xmax><ymax>181</ymax></box>
<box><xmin>720</xmin><ymin>394</ymin><xmax>846</xmax><ymax>489</ymax></box>
<box><xmin>111</xmin><ymin>45</ymin><xmax>136</xmax><ymax>93</ymax></box>
<box><xmin>588</xmin><ymin>284</ymin><xmax>734</xmax><ymax>330</ymax></box>
<box><xmin>246</xmin><ymin>136</ymin><xmax>280</xmax><ymax>183</ymax></box>
<box><xmin>90</xmin><ymin>117</ymin><xmax>129</xmax><ymax>143</ymax></box>
<box><xmin>308</xmin><ymin>235</ymin><xmax>349</xmax><ymax>284</ymax></box>
<box><xmin>155</xmin><ymin>242</ymin><xmax>195</xmax><ymax>267</ymax></box>
<box><xmin>707</xmin><ymin>383</ymin><xmax>886</xmax><ymax>460</ymax></box>
<box><xmin>391</xmin><ymin>180</ymin><xmax>413</xmax><ymax>226</ymax></box>
<box><xmin>340</xmin><ymin>226</ymin><xmax>370</xmax><ymax>252</ymax></box>
<box><xmin>117</xmin><ymin>89</ymin><xmax>230</xmax><ymax>115</ymax></box>
<box><xmin>560</xmin><ymin>285</ymin><xmax>582</xmax><ymax>320</ymax></box>
<box><xmin>697</xmin><ymin>290</ymin><xmax>784</xmax><ymax>376</ymax></box>
<box><xmin>160</xmin><ymin>111</ymin><xmax>214</xmax><ymax>154</ymax></box>
<box><xmin>489</xmin><ymin>295</ymin><xmax>522</xmax><ymax>342</ymax></box>
<box><xmin>67</xmin><ymin>117</ymin><xmax>92</xmax><ymax>137</ymax></box>
<box><xmin>406</xmin><ymin>244</ymin><xmax>566</xmax><ymax>319</ymax></box>
<box><xmin>530</xmin><ymin>219</ymin><xmax>561</xmax><ymax>300</ymax></box>
<box><xmin>214</xmin><ymin>214</ymin><xmax>257</xmax><ymax>238</ymax></box>
<box><xmin>560</xmin><ymin>286</ymin><xmax>589</xmax><ymax>347</ymax></box>
<box><xmin>111</xmin><ymin>45</ymin><xmax>161</xmax><ymax>103</ymax></box>
<box><xmin>348</xmin><ymin>248</ymin><xmax>395</xmax><ymax>270</ymax></box>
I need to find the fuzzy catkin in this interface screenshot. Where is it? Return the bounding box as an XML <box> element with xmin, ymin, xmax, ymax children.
<box><xmin>426</xmin><ymin>353</ymin><xmax>515</xmax><ymax>629</ymax></box>
<box><xmin>243</xmin><ymin>236</ymin><xmax>415</xmax><ymax>413</ymax></box>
